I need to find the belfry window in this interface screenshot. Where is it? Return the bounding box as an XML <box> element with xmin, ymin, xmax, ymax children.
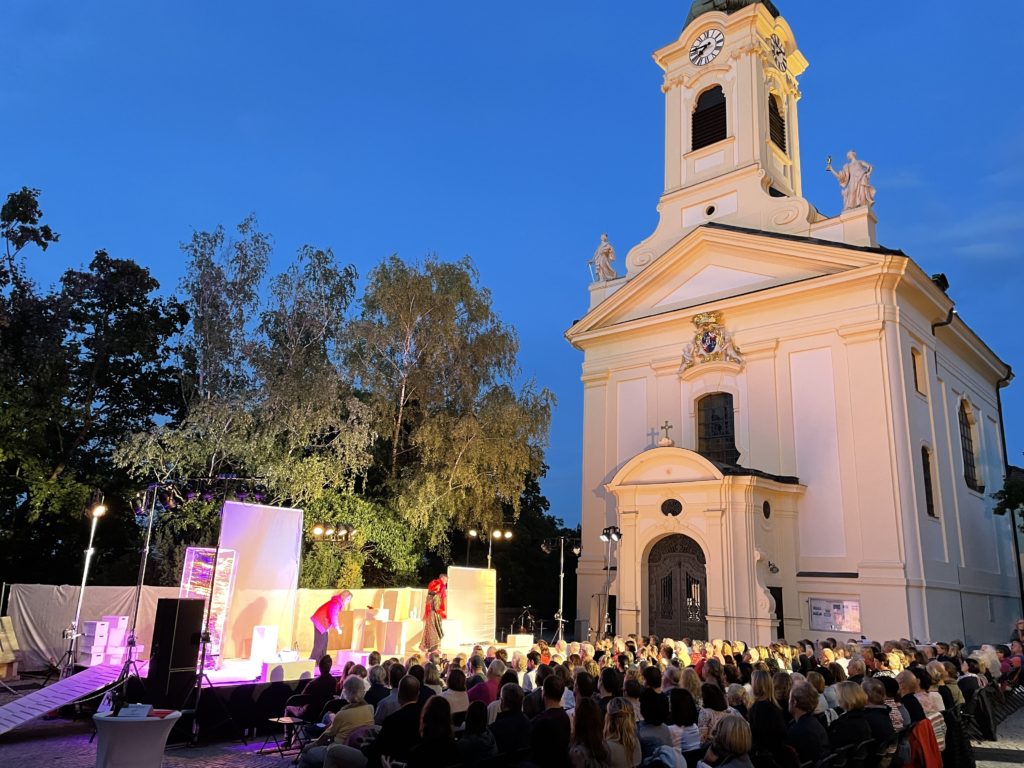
<box><xmin>768</xmin><ymin>93</ymin><xmax>786</xmax><ymax>153</ymax></box>
<box><xmin>697</xmin><ymin>392</ymin><xmax>739</xmax><ymax>465</ymax></box>
<box><xmin>692</xmin><ymin>86</ymin><xmax>727</xmax><ymax>151</ymax></box>
<box><xmin>958</xmin><ymin>400</ymin><xmax>983</xmax><ymax>492</ymax></box>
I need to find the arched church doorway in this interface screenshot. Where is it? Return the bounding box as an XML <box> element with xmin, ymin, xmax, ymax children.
<box><xmin>647</xmin><ymin>534</ymin><xmax>708</xmax><ymax>640</ymax></box>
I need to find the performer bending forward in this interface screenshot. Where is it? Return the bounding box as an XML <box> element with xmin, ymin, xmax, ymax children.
<box><xmin>309</xmin><ymin>590</ymin><xmax>352</xmax><ymax>660</ymax></box>
<box><xmin>421</xmin><ymin>573</ymin><xmax>447</xmax><ymax>653</ymax></box>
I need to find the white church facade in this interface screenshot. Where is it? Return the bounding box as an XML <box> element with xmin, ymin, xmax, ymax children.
<box><xmin>568</xmin><ymin>0</ymin><xmax>1018</xmax><ymax>646</ymax></box>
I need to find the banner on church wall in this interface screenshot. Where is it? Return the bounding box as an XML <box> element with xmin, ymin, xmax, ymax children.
<box><xmin>809</xmin><ymin>598</ymin><xmax>862</xmax><ymax>634</ymax></box>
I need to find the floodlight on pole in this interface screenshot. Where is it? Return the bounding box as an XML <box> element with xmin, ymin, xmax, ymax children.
<box><xmin>542</xmin><ymin>533</ymin><xmax>581</xmax><ymax>645</ymax></box>
<box><xmin>60</xmin><ymin>494</ymin><xmax>106</xmax><ymax>679</ymax></box>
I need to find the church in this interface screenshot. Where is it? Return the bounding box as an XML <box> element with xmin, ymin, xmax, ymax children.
<box><xmin>567</xmin><ymin>0</ymin><xmax>1018</xmax><ymax>646</ymax></box>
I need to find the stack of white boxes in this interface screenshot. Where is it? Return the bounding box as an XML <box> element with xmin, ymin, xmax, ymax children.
<box><xmin>76</xmin><ymin>615</ymin><xmax>140</xmax><ymax>667</ymax></box>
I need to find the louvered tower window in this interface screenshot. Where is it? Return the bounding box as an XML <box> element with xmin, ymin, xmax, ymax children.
<box><xmin>697</xmin><ymin>392</ymin><xmax>740</xmax><ymax>465</ymax></box>
<box><xmin>769</xmin><ymin>93</ymin><xmax>786</xmax><ymax>153</ymax></box>
<box><xmin>958</xmin><ymin>401</ymin><xmax>983</xmax><ymax>492</ymax></box>
<box><xmin>692</xmin><ymin>86</ymin><xmax>727</xmax><ymax>151</ymax></box>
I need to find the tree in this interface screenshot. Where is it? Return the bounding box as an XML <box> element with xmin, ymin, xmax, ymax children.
<box><xmin>0</xmin><ymin>201</ymin><xmax>187</xmax><ymax>585</ymax></box>
<box><xmin>347</xmin><ymin>255</ymin><xmax>553</xmax><ymax>548</ymax></box>
<box><xmin>0</xmin><ymin>187</ymin><xmax>59</xmax><ymax>291</ymax></box>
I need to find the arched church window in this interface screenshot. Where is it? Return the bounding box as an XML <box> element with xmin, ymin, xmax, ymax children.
<box><xmin>768</xmin><ymin>93</ymin><xmax>786</xmax><ymax>153</ymax></box>
<box><xmin>692</xmin><ymin>86</ymin><xmax>727</xmax><ymax>151</ymax></box>
<box><xmin>958</xmin><ymin>400</ymin><xmax>983</xmax><ymax>492</ymax></box>
<box><xmin>696</xmin><ymin>392</ymin><xmax>739</xmax><ymax>465</ymax></box>
<box><xmin>921</xmin><ymin>446</ymin><xmax>937</xmax><ymax>518</ymax></box>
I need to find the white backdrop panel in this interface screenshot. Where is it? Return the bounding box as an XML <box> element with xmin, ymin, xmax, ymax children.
<box><xmin>446</xmin><ymin>567</ymin><xmax>495</xmax><ymax>645</ymax></box>
<box><xmin>218</xmin><ymin>501</ymin><xmax>303</xmax><ymax>659</ymax></box>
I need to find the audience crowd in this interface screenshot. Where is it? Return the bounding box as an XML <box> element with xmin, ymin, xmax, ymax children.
<box><xmin>285</xmin><ymin>624</ymin><xmax>1024</xmax><ymax>768</ymax></box>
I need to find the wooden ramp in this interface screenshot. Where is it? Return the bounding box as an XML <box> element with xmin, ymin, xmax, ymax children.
<box><xmin>0</xmin><ymin>664</ymin><xmax>121</xmax><ymax>735</ymax></box>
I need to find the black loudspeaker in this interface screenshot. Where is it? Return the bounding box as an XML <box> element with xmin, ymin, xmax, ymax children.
<box><xmin>147</xmin><ymin>597</ymin><xmax>205</xmax><ymax>708</ymax></box>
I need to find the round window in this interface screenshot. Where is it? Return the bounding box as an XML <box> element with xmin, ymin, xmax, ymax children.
<box><xmin>762</xmin><ymin>501</ymin><xmax>771</xmax><ymax>520</ymax></box>
<box><xmin>661</xmin><ymin>499</ymin><xmax>683</xmax><ymax>517</ymax></box>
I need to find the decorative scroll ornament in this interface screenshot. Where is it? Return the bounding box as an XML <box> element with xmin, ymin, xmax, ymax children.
<box><xmin>680</xmin><ymin>311</ymin><xmax>743</xmax><ymax>372</ymax></box>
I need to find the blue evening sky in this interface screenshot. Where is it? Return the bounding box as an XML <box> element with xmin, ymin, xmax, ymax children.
<box><xmin>4</xmin><ymin>1</ymin><xmax>1022</xmax><ymax>528</ymax></box>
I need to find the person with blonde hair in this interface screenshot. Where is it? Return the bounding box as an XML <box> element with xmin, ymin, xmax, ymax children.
<box><xmin>681</xmin><ymin>667</ymin><xmax>702</xmax><ymax>705</ymax></box>
<box><xmin>604</xmin><ymin>696</ymin><xmax>642</xmax><ymax>768</ymax></box>
<box><xmin>749</xmin><ymin>670</ymin><xmax>786</xmax><ymax>755</ymax></box>
<box><xmin>697</xmin><ymin>714</ymin><xmax>755</xmax><ymax>768</ymax></box>
<box><xmin>828</xmin><ymin>681</ymin><xmax>871</xmax><ymax>751</ymax></box>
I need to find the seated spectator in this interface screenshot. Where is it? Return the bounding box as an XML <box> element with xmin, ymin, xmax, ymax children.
<box><xmin>642</xmin><ymin>664</ymin><xmax>663</xmax><ymax>693</ymax></box>
<box><xmin>407</xmin><ymin>696</ymin><xmax>459</xmax><ymax>768</ymax></box>
<box><xmin>466</xmin><ymin>654</ymin><xmax>487</xmax><ymax>689</ymax></box>
<box><xmin>624</xmin><ymin>677</ymin><xmax>644</xmax><ymax>723</ymax></box>
<box><xmin>681</xmin><ymin>667</ymin><xmax>703</xmax><ymax>706</ymax></box>
<box><xmin>469</xmin><ymin>658</ymin><xmax>508</xmax><ymax>706</ymax></box>
<box><xmin>668</xmin><ymin>687</ymin><xmax>701</xmax><ymax>753</ymax></box>
<box><xmin>697</xmin><ymin>714</ymin><xmax>755</xmax><ymax>768</ymax></box>
<box><xmin>861</xmin><ymin>678</ymin><xmax>897</xmax><ymax>745</ymax></box>
<box><xmin>877</xmin><ymin>676</ymin><xmax>909</xmax><ymax>730</ymax></box>
<box><xmin>531</xmin><ymin>674</ymin><xmax>572</xmax><ymax>768</ymax></box>
<box><xmin>698</xmin><ymin>682</ymin><xmax>731</xmax><ymax>742</ymax></box>
<box><xmin>772</xmin><ymin>672</ymin><xmax>794</xmax><ymax>725</ymax></box>
<box><xmin>364</xmin><ymin>665</ymin><xmax>390</xmax><ymax>710</ymax></box>
<box><xmin>556</xmin><ymin>664</ymin><xmax>577</xmax><ymax>710</ymax></box>
<box><xmin>442</xmin><ymin>667</ymin><xmax>470</xmax><ymax>716</ymax></box>
<box><xmin>895</xmin><ymin>671</ymin><xmax>926</xmax><ymax>724</ymax></box>
<box><xmin>599</xmin><ymin>667</ymin><xmax>624</xmax><ymax>714</ymax></box>
<box><xmin>525</xmin><ymin>664</ymin><xmax>554</xmax><ymax>719</ymax></box>
<box><xmin>367</xmin><ymin>675</ymin><xmax>423</xmax><ymax>765</ymax></box>
<box><xmin>488</xmin><ymin>669</ymin><xmax>522</xmax><ymax>724</ymax></box>
<box><xmin>926</xmin><ymin>661</ymin><xmax>957</xmax><ymax>710</ymax></box>
<box><xmin>910</xmin><ymin>668</ymin><xmax>943</xmax><ymax>714</ymax></box>
<box><xmin>374</xmin><ymin>663</ymin><xmax>408</xmax><ymax>725</ymax></box>
<box><xmin>806</xmin><ymin>671</ymin><xmax>829</xmax><ymax>715</ymax></box>
<box><xmin>726</xmin><ymin>684</ymin><xmax>748</xmax><ymax>719</ymax></box>
<box><xmin>638</xmin><ymin>688</ymin><xmax>673</xmax><ymax>758</ymax></box>
<box><xmin>490</xmin><ymin>682</ymin><xmax>531</xmax><ymax>755</ymax></box>
<box><xmin>297</xmin><ymin>675</ymin><xmax>373</xmax><ymax>768</ymax></box>
<box><xmin>605</xmin><ymin>696</ymin><xmax>642</xmax><ymax>768</ymax></box>
<box><xmin>287</xmin><ymin>655</ymin><xmax>337</xmax><ymax>722</ymax></box>
<box><xmin>458</xmin><ymin>700</ymin><xmax>498</xmax><ymax>766</ymax></box>
<box><xmin>846</xmin><ymin>659</ymin><xmax>866</xmax><ymax>684</ymax></box>
<box><xmin>524</xmin><ymin>651</ymin><xmax>542</xmax><ymax>692</ymax></box>
<box><xmin>828</xmin><ymin>681</ymin><xmax>872</xmax><ymax>751</ymax></box>
<box><xmin>570</xmin><ymin>697</ymin><xmax>610</xmax><ymax>768</ymax></box>
<box><xmin>423</xmin><ymin>662</ymin><xmax>444</xmax><ymax>696</ymax></box>
<box><xmin>748</xmin><ymin>670</ymin><xmax>787</xmax><ymax>757</ymax></box>
<box><xmin>786</xmin><ymin>681</ymin><xmax>829</xmax><ymax>765</ymax></box>
<box><xmin>957</xmin><ymin>657</ymin><xmax>986</xmax><ymax>702</ymax></box>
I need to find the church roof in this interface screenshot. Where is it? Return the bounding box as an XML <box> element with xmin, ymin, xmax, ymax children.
<box><xmin>684</xmin><ymin>0</ymin><xmax>781</xmax><ymax>28</ymax></box>
<box><xmin>712</xmin><ymin>460</ymin><xmax>800</xmax><ymax>485</ymax></box>
<box><xmin>702</xmin><ymin>221</ymin><xmax>906</xmax><ymax>257</ymax></box>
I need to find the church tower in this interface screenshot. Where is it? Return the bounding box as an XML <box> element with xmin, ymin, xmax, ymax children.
<box><xmin>614</xmin><ymin>0</ymin><xmax>875</xmax><ymax>283</ymax></box>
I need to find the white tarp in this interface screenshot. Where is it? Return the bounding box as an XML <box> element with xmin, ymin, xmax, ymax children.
<box><xmin>8</xmin><ymin>584</ymin><xmax>179</xmax><ymax>670</ymax></box>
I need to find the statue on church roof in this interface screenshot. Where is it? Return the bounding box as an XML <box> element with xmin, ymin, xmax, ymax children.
<box><xmin>590</xmin><ymin>233</ymin><xmax>618</xmax><ymax>282</ymax></box>
<box><xmin>684</xmin><ymin>0</ymin><xmax>780</xmax><ymax>28</ymax></box>
<box><xmin>827</xmin><ymin>150</ymin><xmax>876</xmax><ymax>211</ymax></box>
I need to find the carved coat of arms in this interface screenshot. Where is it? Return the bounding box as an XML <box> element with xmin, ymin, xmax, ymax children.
<box><xmin>680</xmin><ymin>312</ymin><xmax>743</xmax><ymax>372</ymax></box>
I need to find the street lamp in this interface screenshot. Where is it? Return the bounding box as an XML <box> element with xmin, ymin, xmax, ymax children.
<box><xmin>541</xmin><ymin>534</ymin><xmax>581</xmax><ymax>644</ymax></box>
<box><xmin>60</xmin><ymin>496</ymin><xmax>107</xmax><ymax>679</ymax></box>
<box><xmin>468</xmin><ymin>525</ymin><xmax>513</xmax><ymax>569</ymax></box>
<box><xmin>598</xmin><ymin>525</ymin><xmax>623</xmax><ymax>641</ymax></box>
<box><xmin>309</xmin><ymin>523</ymin><xmax>355</xmax><ymax>542</ymax></box>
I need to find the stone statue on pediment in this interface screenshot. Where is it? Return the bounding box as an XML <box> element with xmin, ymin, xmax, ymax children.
<box><xmin>827</xmin><ymin>150</ymin><xmax>875</xmax><ymax>210</ymax></box>
<box><xmin>590</xmin><ymin>233</ymin><xmax>618</xmax><ymax>282</ymax></box>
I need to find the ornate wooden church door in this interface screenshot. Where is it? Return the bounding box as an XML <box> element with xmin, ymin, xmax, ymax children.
<box><xmin>648</xmin><ymin>534</ymin><xmax>708</xmax><ymax>640</ymax></box>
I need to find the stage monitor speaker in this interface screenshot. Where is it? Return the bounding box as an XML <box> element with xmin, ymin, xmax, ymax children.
<box><xmin>147</xmin><ymin>597</ymin><xmax>205</xmax><ymax>709</ymax></box>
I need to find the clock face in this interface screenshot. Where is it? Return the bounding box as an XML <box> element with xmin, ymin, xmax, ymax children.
<box><xmin>769</xmin><ymin>33</ymin><xmax>787</xmax><ymax>72</ymax></box>
<box><xmin>689</xmin><ymin>28</ymin><xmax>725</xmax><ymax>67</ymax></box>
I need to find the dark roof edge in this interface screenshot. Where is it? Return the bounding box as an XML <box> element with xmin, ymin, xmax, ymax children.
<box><xmin>702</xmin><ymin>221</ymin><xmax>906</xmax><ymax>257</ymax></box>
<box><xmin>712</xmin><ymin>460</ymin><xmax>801</xmax><ymax>485</ymax></box>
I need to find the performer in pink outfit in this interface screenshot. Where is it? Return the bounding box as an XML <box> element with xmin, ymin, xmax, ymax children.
<box><xmin>309</xmin><ymin>590</ymin><xmax>352</xmax><ymax>660</ymax></box>
<box><xmin>421</xmin><ymin>574</ymin><xmax>447</xmax><ymax>653</ymax></box>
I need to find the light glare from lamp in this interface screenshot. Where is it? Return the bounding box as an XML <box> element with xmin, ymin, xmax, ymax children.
<box><xmin>312</xmin><ymin>525</ymin><xmax>324</xmax><ymax>537</ymax></box>
<box><xmin>91</xmin><ymin>504</ymin><xmax>107</xmax><ymax>518</ymax></box>
<box><xmin>469</xmin><ymin>529</ymin><xmax>478</xmax><ymax>538</ymax></box>
<box><xmin>492</xmin><ymin>529</ymin><xmax>502</xmax><ymax>539</ymax></box>
<box><xmin>324</xmin><ymin>527</ymin><xmax>335</xmax><ymax>537</ymax></box>
<box><xmin>503</xmin><ymin>530</ymin><xmax>512</xmax><ymax>539</ymax></box>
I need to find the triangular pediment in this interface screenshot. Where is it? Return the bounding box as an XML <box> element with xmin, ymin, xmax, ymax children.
<box><xmin>568</xmin><ymin>224</ymin><xmax>889</xmax><ymax>340</ymax></box>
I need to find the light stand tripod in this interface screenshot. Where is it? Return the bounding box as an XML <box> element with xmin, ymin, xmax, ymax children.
<box><xmin>58</xmin><ymin>499</ymin><xmax>107</xmax><ymax>681</ymax></box>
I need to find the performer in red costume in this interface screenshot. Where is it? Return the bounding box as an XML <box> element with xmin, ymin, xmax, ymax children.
<box><xmin>421</xmin><ymin>573</ymin><xmax>448</xmax><ymax>653</ymax></box>
<box><xmin>309</xmin><ymin>590</ymin><xmax>352</xmax><ymax>660</ymax></box>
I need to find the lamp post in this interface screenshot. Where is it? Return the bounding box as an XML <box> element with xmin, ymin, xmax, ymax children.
<box><xmin>468</xmin><ymin>525</ymin><xmax>513</xmax><ymax>569</ymax></box>
<box><xmin>599</xmin><ymin>525</ymin><xmax>622</xmax><ymax>641</ymax></box>
<box><xmin>60</xmin><ymin>497</ymin><xmax>107</xmax><ymax>680</ymax></box>
<box><xmin>542</xmin><ymin>535</ymin><xmax>581</xmax><ymax>644</ymax></box>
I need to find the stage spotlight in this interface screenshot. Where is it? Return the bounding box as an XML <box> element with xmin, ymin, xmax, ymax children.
<box><xmin>610</xmin><ymin>528</ymin><xmax>621</xmax><ymax>542</ymax></box>
<box><xmin>541</xmin><ymin>541</ymin><xmax>553</xmax><ymax>555</ymax></box>
<box><xmin>312</xmin><ymin>525</ymin><xmax>325</xmax><ymax>537</ymax></box>
<box><xmin>91</xmin><ymin>503</ymin><xmax>107</xmax><ymax>518</ymax></box>
<box><xmin>572</xmin><ymin>544</ymin><xmax>582</xmax><ymax>556</ymax></box>
<box><xmin>492</xmin><ymin>530</ymin><xmax>502</xmax><ymax>540</ymax></box>
<box><xmin>600</xmin><ymin>529</ymin><xmax>609</xmax><ymax>542</ymax></box>
<box><xmin>469</xmin><ymin>528</ymin><xmax>478</xmax><ymax>538</ymax></box>
<box><xmin>324</xmin><ymin>527</ymin><xmax>335</xmax><ymax>537</ymax></box>
<box><xmin>504</xmin><ymin>530</ymin><xmax>513</xmax><ymax>539</ymax></box>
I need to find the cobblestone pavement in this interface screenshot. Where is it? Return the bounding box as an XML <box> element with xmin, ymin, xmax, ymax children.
<box><xmin>2</xmin><ymin>683</ymin><xmax>1024</xmax><ymax>766</ymax></box>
